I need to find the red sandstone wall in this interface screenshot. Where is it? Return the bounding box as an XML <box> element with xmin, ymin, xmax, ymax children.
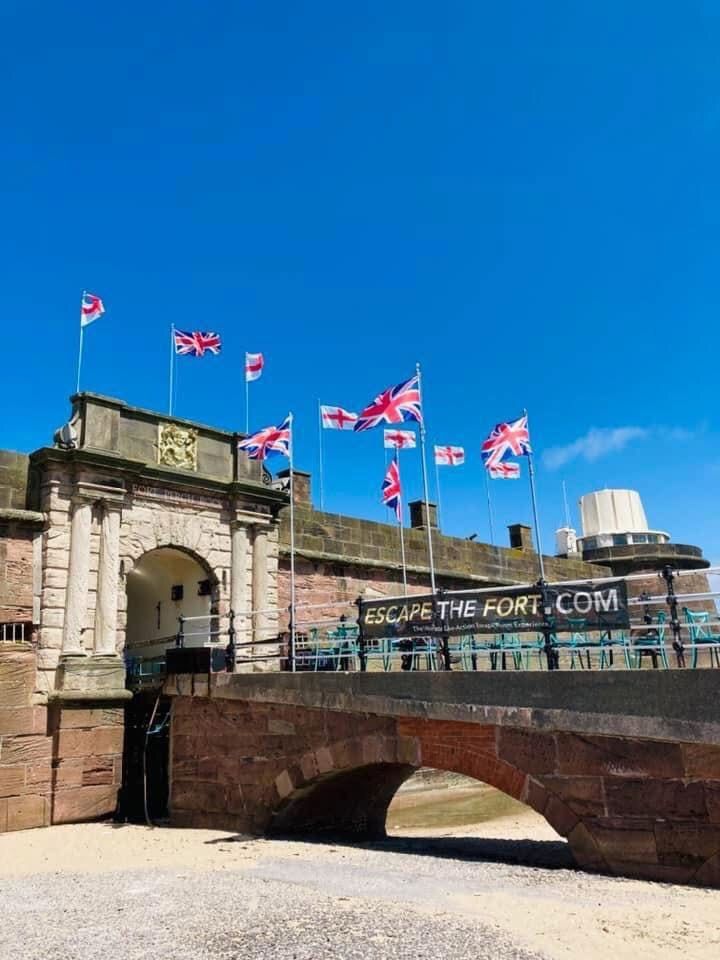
<box><xmin>0</xmin><ymin>525</ymin><xmax>35</xmax><ymax>625</ymax></box>
<box><xmin>167</xmin><ymin>692</ymin><xmax>720</xmax><ymax>886</ymax></box>
<box><xmin>0</xmin><ymin>647</ymin><xmax>51</xmax><ymax>830</ymax></box>
<box><xmin>0</xmin><ymin>646</ymin><xmax>124</xmax><ymax>832</ymax></box>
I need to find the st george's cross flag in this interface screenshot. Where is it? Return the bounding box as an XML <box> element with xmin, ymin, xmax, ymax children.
<box><xmin>238</xmin><ymin>416</ymin><xmax>291</xmax><ymax>460</ymax></box>
<box><xmin>174</xmin><ymin>330</ymin><xmax>222</xmax><ymax>357</ymax></box>
<box><xmin>245</xmin><ymin>352</ymin><xmax>264</xmax><ymax>382</ymax></box>
<box><xmin>80</xmin><ymin>292</ymin><xmax>105</xmax><ymax>327</ymax></box>
<box><xmin>384</xmin><ymin>429</ymin><xmax>416</xmax><ymax>450</ymax></box>
<box><xmin>321</xmin><ymin>405</ymin><xmax>358</xmax><ymax>430</ymax></box>
<box><xmin>487</xmin><ymin>460</ymin><xmax>520</xmax><ymax>479</ymax></box>
<box><xmin>354</xmin><ymin>375</ymin><xmax>422</xmax><ymax>432</ymax></box>
<box><xmin>381</xmin><ymin>457</ymin><xmax>402</xmax><ymax>522</ymax></box>
<box><xmin>434</xmin><ymin>445</ymin><xmax>464</xmax><ymax>466</ymax></box>
<box><xmin>481</xmin><ymin>414</ymin><xmax>530</xmax><ymax>478</ymax></box>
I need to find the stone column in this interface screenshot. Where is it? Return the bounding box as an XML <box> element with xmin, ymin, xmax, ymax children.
<box><xmin>61</xmin><ymin>498</ymin><xmax>93</xmax><ymax>656</ymax></box>
<box><xmin>231</xmin><ymin>522</ymin><xmax>250</xmax><ymax>644</ymax></box>
<box><xmin>252</xmin><ymin>525</ymin><xmax>269</xmax><ymax>646</ymax></box>
<box><xmin>94</xmin><ymin>501</ymin><xmax>122</xmax><ymax>656</ymax></box>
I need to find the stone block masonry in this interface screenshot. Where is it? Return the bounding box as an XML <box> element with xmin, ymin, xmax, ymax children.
<box><xmin>0</xmin><ymin>646</ymin><xmax>124</xmax><ymax>832</ymax></box>
<box><xmin>165</xmin><ymin>671</ymin><xmax>720</xmax><ymax>887</ymax></box>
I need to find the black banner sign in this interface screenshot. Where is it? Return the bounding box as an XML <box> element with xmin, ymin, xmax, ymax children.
<box><xmin>358</xmin><ymin>581</ymin><xmax>629</xmax><ymax>639</ymax></box>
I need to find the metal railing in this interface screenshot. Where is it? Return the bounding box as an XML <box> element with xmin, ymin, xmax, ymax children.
<box><xmin>0</xmin><ymin>622</ymin><xmax>32</xmax><ymax>644</ymax></box>
<box><xmin>122</xmin><ymin>566</ymin><xmax>720</xmax><ymax>676</ymax></box>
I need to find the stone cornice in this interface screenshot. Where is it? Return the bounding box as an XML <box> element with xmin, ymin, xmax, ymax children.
<box><xmin>0</xmin><ymin>507</ymin><xmax>45</xmax><ymax>526</ymax></box>
<box><xmin>29</xmin><ymin>446</ymin><xmax>289</xmax><ymax>511</ymax></box>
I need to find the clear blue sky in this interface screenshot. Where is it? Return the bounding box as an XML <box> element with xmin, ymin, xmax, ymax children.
<box><xmin>2</xmin><ymin>2</ymin><xmax>719</xmax><ymax>561</ymax></box>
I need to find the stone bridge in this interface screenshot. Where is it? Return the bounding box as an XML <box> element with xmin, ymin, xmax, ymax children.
<box><xmin>164</xmin><ymin>671</ymin><xmax>720</xmax><ymax>887</ymax></box>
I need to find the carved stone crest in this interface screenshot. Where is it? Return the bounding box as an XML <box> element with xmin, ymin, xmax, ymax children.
<box><xmin>157</xmin><ymin>423</ymin><xmax>198</xmax><ymax>471</ymax></box>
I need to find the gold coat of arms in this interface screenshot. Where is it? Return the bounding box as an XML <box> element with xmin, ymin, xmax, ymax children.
<box><xmin>157</xmin><ymin>423</ymin><xmax>198</xmax><ymax>471</ymax></box>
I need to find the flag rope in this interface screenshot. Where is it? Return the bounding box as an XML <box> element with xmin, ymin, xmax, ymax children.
<box><xmin>524</xmin><ymin>408</ymin><xmax>545</xmax><ymax>580</ymax></box>
<box><xmin>484</xmin><ymin>469</ymin><xmax>495</xmax><ymax>545</ymax></box>
<box><xmin>415</xmin><ymin>361</ymin><xmax>437</xmax><ymax>593</ymax></box>
<box><xmin>76</xmin><ymin>290</ymin><xmax>86</xmax><ymax>394</ymax></box>
<box><xmin>317</xmin><ymin>399</ymin><xmax>325</xmax><ymax>511</ymax></box>
<box><xmin>396</xmin><ymin>451</ymin><xmax>408</xmax><ymax>595</ymax></box>
<box><xmin>288</xmin><ymin>412</ymin><xmax>297</xmax><ymax>672</ymax></box>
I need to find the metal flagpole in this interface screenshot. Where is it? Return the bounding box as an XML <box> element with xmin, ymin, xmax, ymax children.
<box><xmin>434</xmin><ymin>453</ymin><xmax>443</xmax><ymax>532</ymax></box>
<box><xmin>562</xmin><ymin>479</ymin><xmax>572</xmax><ymax>528</ymax></box>
<box><xmin>76</xmin><ymin>291</ymin><xmax>86</xmax><ymax>394</ymax></box>
<box><xmin>396</xmin><ymin>451</ymin><xmax>408</xmax><ymax>595</ymax></box>
<box><xmin>317</xmin><ymin>400</ymin><xmax>325</xmax><ymax>511</ymax></box>
<box><xmin>415</xmin><ymin>362</ymin><xmax>437</xmax><ymax>593</ymax></box>
<box><xmin>524</xmin><ymin>409</ymin><xmax>546</xmax><ymax>581</ymax></box>
<box><xmin>245</xmin><ymin>358</ymin><xmax>249</xmax><ymax>435</ymax></box>
<box><xmin>288</xmin><ymin>412</ymin><xmax>297</xmax><ymax>672</ymax></box>
<box><xmin>484</xmin><ymin>468</ymin><xmax>495</xmax><ymax>545</ymax></box>
<box><xmin>169</xmin><ymin>325</ymin><xmax>175</xmax><ymax>415</ymax></box>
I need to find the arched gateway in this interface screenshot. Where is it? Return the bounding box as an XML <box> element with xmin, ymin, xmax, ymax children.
<box><xmin>25</xmin><ymin>393</ymin><xmax>287</xmax><ymax>824</ymax></box>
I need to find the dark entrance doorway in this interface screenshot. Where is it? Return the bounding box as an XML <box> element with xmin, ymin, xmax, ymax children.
<box><xmin>117</xmin><ymin>691</ymin><xmax>171</xmax><ymax>823</ymax></box>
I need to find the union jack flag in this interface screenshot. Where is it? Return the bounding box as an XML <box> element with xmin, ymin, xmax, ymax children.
<box><xmin>238</xmin><ymin>415</ymin><xmax>291</xmax><ymax>460</ymax></box>
<box><xmin>354</xmin><ymin>375</ymin><xmax>422</xmax><ymax>432</ymax></box>
<box><xmin>434</xmin><ymin>445</ymin><xmax>464</xmax><ymax>466</ymax></box>
<box><xmin>384</xmin><ymin>429</ymin><xmax>416</xmax><ymax>450</ymax></box>
<box><xmin>382</xmin><ymin>457</ymin><xmax>402</xmax><ymax>522</ymax></box>
<box><xmin>174</xmin><ymin>329</ymin><xmax>222</xmax><ymax>357</ymax></box>
<box><xmin>80</xmin><ymin>292</ymin><xmax>105</xmax><ymax>327</ymax></box>
<box><xmin>481</xmin><ymin>414</ymin><xmax>530</xmax><ymax>477</ymax></box>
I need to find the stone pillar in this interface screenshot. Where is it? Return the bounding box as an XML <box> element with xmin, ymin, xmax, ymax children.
<box><xmin>61</xmin><ymin>498</ymin><xmax>93</xmax><ymax>655</ymax></box>
<box><xmin>252</xmin><ymin>525</ymin><xmax>269</xmax><ymax>645</ymax></box>
<box><xmin>94</xmin><ymin>501</ymin><xmax>122</xmax><ymax>656</ymax></box>
<box><xmin>230</xmin><ymin>522</ymin><xmax>250</xmax><ymax>645</ymax></box>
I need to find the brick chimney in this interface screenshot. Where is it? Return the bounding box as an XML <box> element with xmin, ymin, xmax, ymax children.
<box><xmin>508</xmin><ymin>523</ymin><xmax>534</xmax><ymax>552</ymax></box>
<box><xmin>409</xmin><ymin>499</ymin><xmax>438</xmax><ymax>531</ymax></box>
<box><xmin>276</xmin><ymin>468</ymin><xmax>312</xmax><ymax>506</ymax></box>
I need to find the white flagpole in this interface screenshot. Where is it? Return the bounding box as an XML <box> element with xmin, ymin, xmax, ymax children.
<box><xmin>434</xmin><ymin>453</ymin><xmax>443</xmax><ymax>532</ymax></box>
<box><xmin>317</xmin><ymin>400</ymin><xmax>325</xmax><ymax>511</ymax></box>
<box><xmin>169</xmin><ymin>324</ymin><xmax>175</xmax><ymax>416</ymax></box>
<box><xmin>415</xmin><ymin>362</ymin><xmax>437</xmax><ymax>593</ymax></box>
<box><xmin>484</xmin><ymin>468</ymin><xmax>496</xmax><ymax>545</ymax></box>
<box><xmin>524</xmin><ymin>409</ymin><xmax>546</xmax><ymax>580</ymax></box>
<box><xmin>76</xmin><ymin>291</ymin><xmax>86</xmax><ymax>394</ymax></box>
<box><xmin>245</xmin><ymin>357</ymin><xmax>249</xmax><ymax>435</ymax></box>
<box><xmin>288</xmin><ymin>412</ymin><xmax>297</xmax><ymax>672</ymax></box>
<box><xmin>562</xmin><ymin>479</ymin><xmax>572</xmax><ymax>528</ymax></box>
<box><xmin>396</xmin><ymin>451</ymin><xmax>408</xmax><ymax>596</ymax></box>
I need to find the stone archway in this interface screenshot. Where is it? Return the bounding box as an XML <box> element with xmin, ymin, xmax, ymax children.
<box><xmin>125</xmin><ymin>546</ymin><xmax>219</xmax><ymax>662</ymax></box>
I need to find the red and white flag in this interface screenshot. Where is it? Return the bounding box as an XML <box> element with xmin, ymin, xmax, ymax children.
<box><xmin>487</xmin><ymin>460</ymin><xmax>520</xmax><ymax>479</ymax></box>
<box><xmin>320</xmin><ymin>405</ymin><xmax>358</xmax><ymax>430</ymax></box>
<box><xmin>434</xmin><ymin>445</ymin><xmax>464</xmax><ymax>466</ymax></box>
<box><xmin>80</xmin><ymin>292</ymin><xmax>105</xmax><ymax>327</ymax></box>
<box><xmin>384</xmin><ymin>429</ymin><xmax>416</xmax><ymax>450</ymax></box>
<box><xmin>245</xmin><ymin>352</ymin><xmax>264</xmax><ymax>382</ymax></box>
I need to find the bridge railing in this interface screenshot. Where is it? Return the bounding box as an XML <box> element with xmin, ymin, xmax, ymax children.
<box><xmin>138</xmin><ymin>565</ymin><xmax>720</xmax><ymax>675</ymax></box>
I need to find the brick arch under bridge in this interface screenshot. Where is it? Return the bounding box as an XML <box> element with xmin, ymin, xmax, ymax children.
<box><xmin>166</xmin><ymin>674</ymin><xmax>720</xmax><ymax>887</ymax></box>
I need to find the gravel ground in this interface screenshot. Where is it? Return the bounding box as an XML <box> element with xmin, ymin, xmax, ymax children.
<box><xmin>2</xmin><ymin>822</ymin><xmax>719</xmax><ymax>960</ymax></box>
<box><xmin>1</xmin><ymin>861</ymin><xmax>542</xmax><ymax>960</ymax></box>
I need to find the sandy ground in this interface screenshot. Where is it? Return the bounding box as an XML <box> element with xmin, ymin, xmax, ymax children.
<box><xmin>1</xmin><ymin>804</ymin><xmax>719</xmax><ymax>960</ymax></box>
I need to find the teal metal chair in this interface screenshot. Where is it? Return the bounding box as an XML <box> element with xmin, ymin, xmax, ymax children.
<box><xmin>632</xmin><ymin>612</ymin><xmax>669</xmax><ymax>669</ymax></box>
<box><xmin>683</xmin><ymin>608</ymin><xmax>720</xmax><ymax>668</ymax></box>
<box><xmin>560</xmin><ymin>618</ymin><xmax>590</xmax><ymax>669</ymax></box>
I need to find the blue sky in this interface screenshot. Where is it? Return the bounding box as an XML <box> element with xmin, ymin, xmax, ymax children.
<box><xmin>2</xmin><ymin>2</ymin><xmax>720</xmax><ymax>561</ymax></box>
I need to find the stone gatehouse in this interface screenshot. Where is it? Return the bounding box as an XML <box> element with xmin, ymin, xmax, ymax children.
<box><xmin>0</xmin><ymin>393</ymin><xmax>287</xmax><ymax>830</ymax></box>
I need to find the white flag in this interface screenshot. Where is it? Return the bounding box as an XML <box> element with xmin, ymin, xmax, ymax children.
<box><xmin>80</xmin><ymin>292</ymin><xmax>105</xmax><ymax>327</ymax></box>
<box><xmin>384</xmin><ymin>429</ymin><xmax>417</xmax><ymax>450</ymax></box>
<box><xmin>245</xmin><ymin>352</ymin><xmax>264</xmax><ymax>382</ymax></box>
<box><xmin>321</xmin><ymin>405</ymin><xmax>357</xmax><ymax>430</ymax></box>
<box><xmin>434</xmin><ymin>445</ymin><xmax>464</xmax><ymax>466</ymax></box>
